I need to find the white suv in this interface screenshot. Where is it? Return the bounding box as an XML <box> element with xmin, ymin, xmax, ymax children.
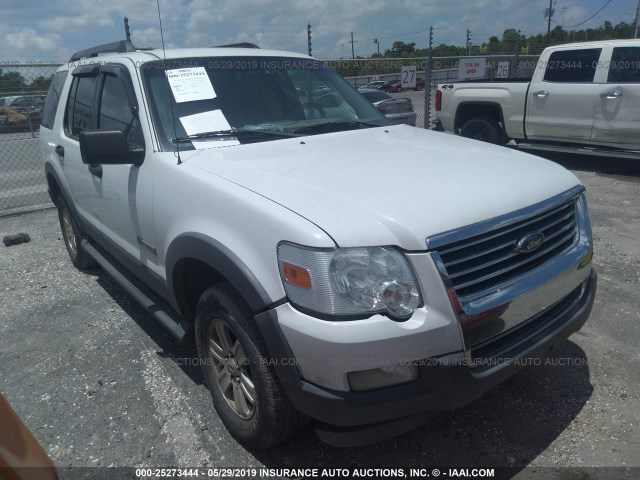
<box><xmin>40</xmin><ymin>40</ymin><xmax>597</xmax><ymax>449</ymax></box>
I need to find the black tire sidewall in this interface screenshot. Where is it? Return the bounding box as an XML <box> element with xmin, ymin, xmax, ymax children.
<box><xmin>56</xmin><ymin>196</ymin><xmax>91</xmax><ymax>269</ymax></box>
<box><xmin>460</xmin><ymin>117</ymin><xmax>503</xmax><ymax>144</ymax></box>
<box><xmin>195</xmin><ymin>286</ymin><xmax>276</xmax><ymax>448</ymax></box>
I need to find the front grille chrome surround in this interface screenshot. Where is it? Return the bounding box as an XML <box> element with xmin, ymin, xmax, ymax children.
<box><xmin>436</xmin><ymin>196</ymin><xmax>578</xmax><ymax>300</ymax></box>
<box><xmin>427</xmin><ymin>185</ymin><xmax>592</xmax><ymax>318</ymax></box>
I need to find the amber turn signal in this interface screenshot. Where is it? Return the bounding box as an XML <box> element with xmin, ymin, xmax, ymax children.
<box><xmin>282</xmin><ymin>262</ymin><xmax>312</xmax><ymax>289</ymax></box>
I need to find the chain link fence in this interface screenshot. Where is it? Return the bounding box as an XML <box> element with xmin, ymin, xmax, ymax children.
<box><xmin>0</xmin><ymin>56</ymin><xmax>540</xmax><ymax>215</ymax></box>
<box><xmin>335</xmin><ymin>54</ymin><xmax>540</xmax><ymax>130</ymax></box>
<box><xmin>1</xmin><ymin>63</ymin><xmax>62</xmax><ymax>215</ymax></box>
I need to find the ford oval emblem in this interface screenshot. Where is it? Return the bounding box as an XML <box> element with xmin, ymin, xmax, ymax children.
<box><xmin>515</xmin><ymin>231</ymin><xmax>545</xmax><ymax>254</ymax></box>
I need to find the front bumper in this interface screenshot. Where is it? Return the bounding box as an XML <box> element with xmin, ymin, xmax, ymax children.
<box><xmin>255</xmin><ymin>270</ymin><xmax>596</xmax><ymax>444</ymax></box>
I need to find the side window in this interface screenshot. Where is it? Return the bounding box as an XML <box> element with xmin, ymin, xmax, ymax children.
<box><xmin>64</xmin><ymin>75</ymin><xmax>97</xmax><ymax>138</ymax></box>
<box><xmin>607</xmin><ymin>47</ymin><xmax>640</xmax><ymax>83</ymax></box>
<box><xmin>42</xmin><ymin>71</ymin><xmax>68</xmax><ymax>129</ymax></box>
<box><xmin>543</xmin><ymin>48</ymin><xmax>601</xmax><ymax>83</ymax></box>
<box><xmin>98</xmin><ymin>74</ymin><xmax>143</xmax><ymax>148</ymax></box>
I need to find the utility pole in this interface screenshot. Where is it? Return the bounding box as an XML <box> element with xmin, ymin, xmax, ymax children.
<box><xmin>348</xmin><ymin>32</ymin><xmax>358</xmax><ymax>59</ymax></box>
<box><xmin>544</xmin><ymin>0</ymin><xmax>554</xmax><ymax>42</ymax></box>
<box><xmin>429</xmin><ymin>26</ymin><xmax>433</xmax><ymax>52</ymax></box>
<box><xmin>307</xmin><ymin>23</ymin><xmax>312</xmax><ymax>56</ymax></box>
<box><xmin>512</xmin><ymin>29</ymin><xmax>521</xmax><ymax>78</ymax></box>
<box><xmin>374</xmin><ymin>38</ymin><xmax>380</xmax><ymax>55</ymax></box>
<box><xmin>124</xmin><ymin>16</ymin><xmax>131</xmax><ymax>42</ymax></box>
<box><xmin>634</xmin><ymin>0</ymin><xmax>640</xmax><ymax>39</ymax></box>
<box><xmin>424</xmin><ymin>26</ymin><xmax>433</xmax><ymax>129</ymax></box>
<box><xmin>466</xmin><ymin>29</ymin><xmax>471</xmax><ymax>56</ymax></box>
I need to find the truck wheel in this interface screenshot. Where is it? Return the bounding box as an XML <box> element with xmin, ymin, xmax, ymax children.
<box><xmin>460</xmin><ymin>116</ymin><xmax>504</xmax><ymax>145</ymax></box>
<box><xmin>195</xmin><ymin>283</ymin><xmax>308</xmax><ymax>449</ymax></box>
<box><xmin>56</xmin><ymin>196</ymin><xmax>95</xmax><ymax>269</ymax></box>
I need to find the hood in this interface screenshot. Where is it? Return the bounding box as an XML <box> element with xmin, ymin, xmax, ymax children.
<box><xmin>185</xmin><ymin>125</ymin><xmax>581</xmax><ymax>250</ymax></box>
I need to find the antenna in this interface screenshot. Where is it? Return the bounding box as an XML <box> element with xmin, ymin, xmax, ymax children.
<box><xmin>156</xmin><ymin>0</ymin><xmax>182</xmax><ymax>164</ymax></box>
<box><xmin>124</xmin><ymin>16</ymin><xmax>131</xmax><ymax>42</ymax></box>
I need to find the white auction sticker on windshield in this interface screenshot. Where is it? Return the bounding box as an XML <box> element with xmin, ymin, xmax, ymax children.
<box><xmin>166</xmin><ymin>67</ymin><xmax>216</xmax><ymax>103</ymax></box>
<box><xmin>179</xmin><ymin>110</ymin><xmax>239</xmax><ymax>149</ymax></box>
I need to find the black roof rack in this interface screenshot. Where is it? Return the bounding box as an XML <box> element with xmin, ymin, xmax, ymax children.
<box><xmin>212</xmin><ymin>42</ymin><xmax>260</xmax><ymax>49</ymax></box>
<box><xmin>69</xmin><ymin>40</ymin><xmax>138</xmax><ymax>62</ymax></box>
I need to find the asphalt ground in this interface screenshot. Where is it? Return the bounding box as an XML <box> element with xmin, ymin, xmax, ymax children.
<box><xmin>0</xmin><ymin>152</ymin><xmax>639</xmax><ymax>480</ymax></box>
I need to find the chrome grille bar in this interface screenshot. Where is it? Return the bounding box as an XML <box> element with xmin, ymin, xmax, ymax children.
<box><xmin>436</xmin><ymin>202</ymin><xmax>574</xmax><ymax>256</ymax></box>
<box><xmin>452</xmin><ymin>227</ymin><xmax>576</xmax><ymax>292</ymax></box>
<box><xmin>431</xmin><ymin>189</ymin><xmax>581</xmax><ymax>300</ymax></box>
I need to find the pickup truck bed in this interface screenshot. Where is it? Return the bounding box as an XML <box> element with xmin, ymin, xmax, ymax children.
<box><xmin>435</xmin><ymin>39</ymin><xmax>640</xmax><ymax>156</ymax></box>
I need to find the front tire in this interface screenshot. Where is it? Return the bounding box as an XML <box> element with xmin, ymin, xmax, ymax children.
<box><xmin>195</xmin><ymin>283</ymin><xmax>307</xmax><ymax>449</ymax></box>
<box><xmin>460</xmin><ymin>116</ymin><xmax>504</xmax><ymax>144</ymax></box>
<box><xmin>56</xmin><ymin>196</ymin><xmax>94</xmax><ymax>269</ymax></box>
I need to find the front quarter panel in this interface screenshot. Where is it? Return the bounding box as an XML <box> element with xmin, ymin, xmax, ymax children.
<box><xmin>155</xmin><ymin>154</ymin><xmax>335</xmax><ymax>311</ymax></box>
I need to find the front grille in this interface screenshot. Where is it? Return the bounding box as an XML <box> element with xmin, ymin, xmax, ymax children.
<box><xmin>434</xmin><ymin>197</ymin><xmax>578</xmax><ymax>299</ymax></box>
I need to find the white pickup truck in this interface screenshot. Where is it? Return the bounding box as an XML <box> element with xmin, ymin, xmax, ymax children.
<box><xmin>435</xmin><ymin>40</ymin><xmax>640</xmax><ymax>158</ymax></box>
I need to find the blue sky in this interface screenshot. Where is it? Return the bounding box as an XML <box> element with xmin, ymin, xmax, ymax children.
<box><xmin>0</xmin><ymin>0</ymin><xmax>637</xmax><ymax>61</ymax></box>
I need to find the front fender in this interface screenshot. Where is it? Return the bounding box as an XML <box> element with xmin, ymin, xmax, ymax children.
<box><xmin>165</xmin><ymin>233</ymin><xmax>279</xmax><ymax>316</ymax></box>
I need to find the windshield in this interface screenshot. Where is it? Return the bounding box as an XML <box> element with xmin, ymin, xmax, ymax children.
<box><xmin>141</xmin><ymin>56</ymin><xmax>389</xmax><ymax>150</ymax></box>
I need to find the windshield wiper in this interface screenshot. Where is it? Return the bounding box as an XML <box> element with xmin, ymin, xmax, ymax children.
<box><xmin>172</xmin><ymin>129</ymin><xmax>300</xmax><ymax>143</ymax></box>
<box><xmin>292</xmin><ymin>120</ymin><xmax>381</xmax><ymax>135</ymax></box>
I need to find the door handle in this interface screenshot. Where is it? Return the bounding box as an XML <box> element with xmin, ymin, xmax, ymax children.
<box><xmin>532</xmin><ymin>91</ymin><xmax>549</xmax><ymax>98</ymax></box>
<box><xmin>600</xmin><ymin>91</ymin><xmax>622</xmax><ymax>99</ymax></box>
<box><xmin>88</xmin><ymin>164</ymin><xmax>103</xmax><ymax>178</ymax></box>
<box><xmin>55</xmin><ymin>145</ymin><xmax>64</xmax><ymax>158</ymax></box>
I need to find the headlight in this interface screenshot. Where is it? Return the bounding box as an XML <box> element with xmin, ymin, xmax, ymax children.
<box><xmin>277</xmin><ymin>243</ymin><xmax>422</xmax><ymax>320</ymax></box>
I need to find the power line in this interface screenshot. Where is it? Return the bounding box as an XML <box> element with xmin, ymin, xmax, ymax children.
<box><xmin>556</xmin><ymin>0</ymin><xmax>613</xmax><ymax>29</ymax></box>
<box><xmin>363</xmin><ymin>28</ymin><xmax>431</xmax><ymax>42</ymax></box>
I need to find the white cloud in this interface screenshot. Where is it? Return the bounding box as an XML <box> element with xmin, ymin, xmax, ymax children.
<box><xmin>5</xmin><ymin>29</ymin><xmax>62</xmax><ymax>53</ymax></box>
<box><xmin>0</xmin><ymin>0</ymin><xmax>633</xmax><ymax>61</ymax></box>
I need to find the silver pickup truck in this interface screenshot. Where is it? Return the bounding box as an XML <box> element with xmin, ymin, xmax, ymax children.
<box><xmin>435</xmin><ymin>39</ymin><xmax>640</xmax><ymax>158</ymax></box>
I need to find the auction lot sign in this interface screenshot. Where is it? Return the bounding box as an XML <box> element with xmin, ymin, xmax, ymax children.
<box><xmin>458</xmin><ymin>58</ymin><xmax>487</xmax><ymax>80</ymax></box>
<box><xmin>401</xmin><ymin>65</ymin><xmax>417</xmax><ymax>89</ymax></box>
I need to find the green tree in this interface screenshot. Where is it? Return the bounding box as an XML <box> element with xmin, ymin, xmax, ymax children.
<box><xmin>28</xmin><ymin>75</ymin><xmax>53</xmax><ymax>93</ymax></box>
<box><xmin>384</xmin><ymin>41</ymin><xmax>416</xmax><ymax>57</ymax></box>
<box><xmin>502</xmin><ymin>29</ymin><xmax>519</xmax><ymax>54</ymax></box>
<box><xmin>487</xmin><ymin>36</ymin><xmax>501</xmax><ymax>54</ymax></box>
<box><xmin>0</xmin><ymin>71</ymin><xmax>26</xmax><ymax>95</ymax></box>
<box><xmin>549</xmin><ymin>26</ymin><xmax>568</xmax><ymax>43</ymax></box>
<box><xmin>432</xmin><ymin>43</ymin><xmax>464</xmax><ymax>57</ymax></box>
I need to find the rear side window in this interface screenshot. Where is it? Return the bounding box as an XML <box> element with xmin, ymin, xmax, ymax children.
<box><xmin>41</xmin><ymin>71</ymin><xmax>68</xmax><ymax>129</ymax></box>
<box><xmin>65</xmin><ymin>75</ymin><xmax>97</xmax><ymax>138</ymax></box>
<box><xmin>543</xmin><ymin>48</ymin><xmax>601</xmax><ymax>83</ymax></box>
<box><xmin>607</xmin><ymin>47</ymin><xmax>640</xmax><ymax>83</ymax></box>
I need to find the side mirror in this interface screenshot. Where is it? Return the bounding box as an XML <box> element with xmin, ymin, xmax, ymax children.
<box><xmin>79</xmin><ymin>130</ymin><xmax>144</xmax><ymax>166</ymax></box>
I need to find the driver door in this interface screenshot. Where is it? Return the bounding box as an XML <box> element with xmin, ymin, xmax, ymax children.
<box><xmin>64</xmin><ymin>63</ymin><xmax>157</xmax><ymax>274</ymax></box>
